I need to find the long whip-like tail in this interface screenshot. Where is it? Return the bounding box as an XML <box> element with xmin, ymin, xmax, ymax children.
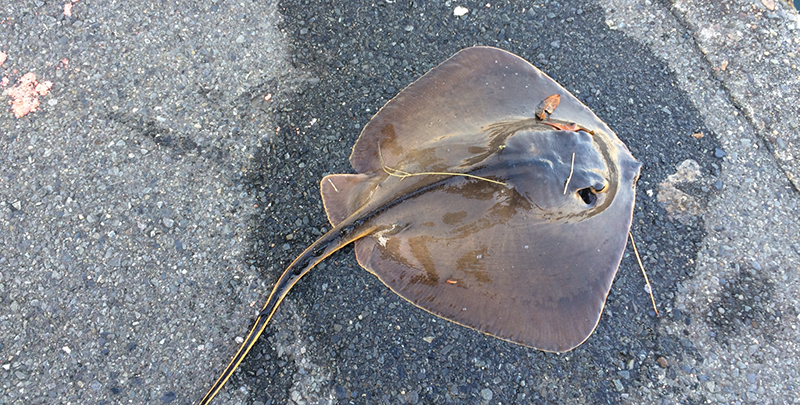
<box><xmin>197</xmin><ymin>223</ymin><xmax>377</xmax><ymax>405</ymax></box>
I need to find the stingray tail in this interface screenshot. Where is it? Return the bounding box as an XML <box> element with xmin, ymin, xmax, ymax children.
<box><xmin>197</xmin><ymin>220</ymin><xmax>379</xmax><ymax>405</ymax></box>
<box><xmin>197</xmin><ymin>310</ymin><xmax>273</xmax><ymax>405</ymax></box>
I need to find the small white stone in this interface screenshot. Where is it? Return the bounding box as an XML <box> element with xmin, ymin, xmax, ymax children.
<box><xmin>63</xmin><ymin>346</ymin><xmax>71</xmax><ymax>354</ymax></box>
<box><xmin>453</xmin><ymin>6</ymin><xmax>469</xmax><ymax>16</ymax></box>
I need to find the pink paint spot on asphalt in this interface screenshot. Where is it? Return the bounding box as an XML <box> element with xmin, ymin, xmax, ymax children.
<box><xmin>64</xmin><ymin>0</ymin><xmax>80</xmax><ymax>17</ymax></box>
<box><xmin>4</xmin><ymin>72</ymin><xmax>53</xmax><ymax>118</ymax></box>
<box><xmin>0</xmin><ymin>52</ymin><xmax>7</xmax><ymax>67</ymax></box>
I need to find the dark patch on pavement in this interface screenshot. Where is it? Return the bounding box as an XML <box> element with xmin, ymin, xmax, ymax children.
<box><xmin>109</xmin><ymin>112</ymin><xmax>201</xmax><ymax>154</ymax></box>
<box><xmin>232</xmin><ymin>0</ymin><xmax>724</xmax><ymax>403</ymax></box>
<box><xmin>708</xmin><ymin>266</ymin><xmax>780</xmax><ymax>345</ymax></box>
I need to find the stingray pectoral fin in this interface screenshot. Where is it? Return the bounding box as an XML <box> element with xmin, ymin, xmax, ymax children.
<box><xmin>349</xmin><ymin>46</ymin><xmax>616</xmax><ymax>174</ymax></box>
<box><xmin>352</xmin><ymin>170</ymin><xmax>637</xmax><ymax>352</ymax></box>
<box><xmin>197</xmin><ymin>220</ymin><xmax>377</xmax><ymax>405</ymax></box>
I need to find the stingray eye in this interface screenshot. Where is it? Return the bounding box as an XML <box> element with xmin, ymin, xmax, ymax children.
<box><xmin>577</xmin><ymin>181</ymin><xmax>607</xmax><ymax>205</ymax></box>
<box><xmin>577</xmin><ymin>187</ymin><xmax>597</xmax><ymax>205</ymax></box>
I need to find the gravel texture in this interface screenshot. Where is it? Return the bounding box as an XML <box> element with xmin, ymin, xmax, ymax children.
<box><xmin>0</xmin><ymin>1</ymin><xmax>299</xmax><ymax>403</ymax></box>
<box><xmin>673</xmin><ymin>0</ymin><xmax>800</xmax><ymax>191</ymax></box>
<box><xmin>0</xmin><ymin>0</ymin><xmax>798</xmax><ymax>404</ymax></box>
<box><xmin>599</xmin><ymin>0</ymin><xmax>800</xmax><ymax>403</ymax></box>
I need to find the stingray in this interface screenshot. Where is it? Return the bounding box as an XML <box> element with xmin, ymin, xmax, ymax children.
<box><xmin>198</xmin><ymin>46</ymin><xmax>641</xmax><ymax>404</ymax></box>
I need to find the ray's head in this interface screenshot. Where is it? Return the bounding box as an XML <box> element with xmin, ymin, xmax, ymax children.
<box><xmin>482</xmin><ymin>126</ymin><xmax>638</xmax><ymax>223</ymax></box>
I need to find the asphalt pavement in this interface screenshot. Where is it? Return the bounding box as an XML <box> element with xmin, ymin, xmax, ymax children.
<box><xmin>1</xmin><ymin>0</ymin><xmax>798</xmax><ymax>404</ymax></box>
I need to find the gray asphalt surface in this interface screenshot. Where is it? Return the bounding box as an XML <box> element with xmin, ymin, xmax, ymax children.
<box><xmin>1</xmin><ymin>0</ymin><xmax>798</xmax><ymax>404</ymax></box>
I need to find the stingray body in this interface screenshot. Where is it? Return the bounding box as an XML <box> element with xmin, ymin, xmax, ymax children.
<box><xmin>198</xmin><ymin>46</ymin><xmax>641</xmax><ymax>404</ymax></box>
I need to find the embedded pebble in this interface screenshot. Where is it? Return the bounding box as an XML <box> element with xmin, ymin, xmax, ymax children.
<box><xmin>613</xmin><ymin>379</ymin><xmax>624</xmax><ymax>391</ymax></box>
<box><xmin>481</xmin><ymin>388</ymin><xmax>493</xmax><ymax>400</ymax></box>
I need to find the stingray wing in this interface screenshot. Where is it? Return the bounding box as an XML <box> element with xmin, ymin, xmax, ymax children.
<box><xmin>349</xmin><ymin>46</ymin><xmax>616</xmax><ymax>174</ymax></box>
<box><xmin>353</xmin><ymin>192</ymin><xmax>620</xmax><ymax>351</ymax></box>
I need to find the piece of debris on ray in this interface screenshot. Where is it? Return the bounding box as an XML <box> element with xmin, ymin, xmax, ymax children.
<box><xmin>536</xmin><ymin>93</ymin><xmax>560</xmax><ymax>120</ymax></box>
<box><xmin>198</xmin><ymin>46</ymin><xmax>641</xmax><ymax>404</ymax></box>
